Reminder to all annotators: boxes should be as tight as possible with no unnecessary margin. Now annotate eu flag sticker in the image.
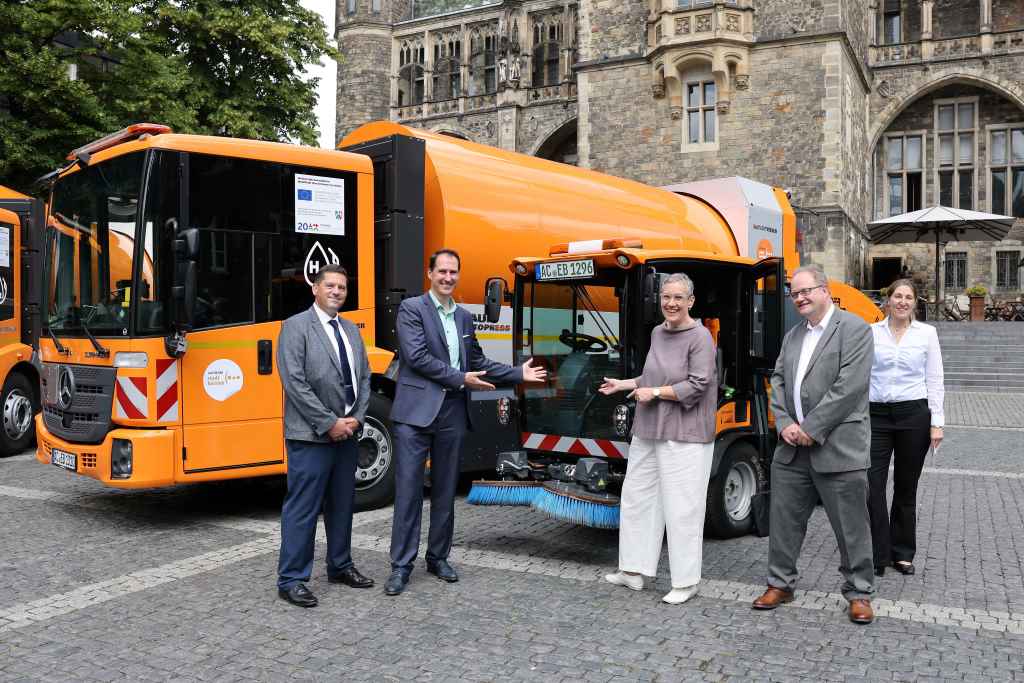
[297,189,313,201]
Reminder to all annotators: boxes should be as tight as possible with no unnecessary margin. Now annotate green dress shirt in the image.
[429,290,461,369]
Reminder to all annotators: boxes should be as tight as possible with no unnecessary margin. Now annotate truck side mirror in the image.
[175,228,200,261]
[172,261,196,331]
[484,277,507,323]
[642,269,661,324]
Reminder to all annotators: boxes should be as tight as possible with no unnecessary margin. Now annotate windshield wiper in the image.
[47,326,71,356]
[79,318,110,358]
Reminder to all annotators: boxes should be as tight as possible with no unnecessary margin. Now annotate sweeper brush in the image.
[467,480,541,506]
[531,481,620,529]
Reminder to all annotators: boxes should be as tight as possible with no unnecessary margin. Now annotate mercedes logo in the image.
[57,367,75,410]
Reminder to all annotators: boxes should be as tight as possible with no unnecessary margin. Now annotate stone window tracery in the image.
[532,13,564,87]
[987,123,1024,217]
[468,26,498,96]
[885,133,925,215]
[935,97,978,210]
[432,34,462,100]
[398,40,426,106]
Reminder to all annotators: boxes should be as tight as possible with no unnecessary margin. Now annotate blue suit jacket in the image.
[390,293,523,429]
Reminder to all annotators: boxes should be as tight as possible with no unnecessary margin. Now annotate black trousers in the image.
[867,399,931,567]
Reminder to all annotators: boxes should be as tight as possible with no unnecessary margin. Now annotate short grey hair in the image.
[663,272,694,298]
[792,264,828,287]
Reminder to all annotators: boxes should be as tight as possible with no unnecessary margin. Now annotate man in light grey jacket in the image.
[752,264,876,624]
[276,264,373,608]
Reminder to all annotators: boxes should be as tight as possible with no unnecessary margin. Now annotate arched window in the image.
[397,41,426,106]
[432,36,462,100]
[469,30,498,95]
[532,20,561,87]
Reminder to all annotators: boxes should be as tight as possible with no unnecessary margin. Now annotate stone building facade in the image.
[336,0,1024,304]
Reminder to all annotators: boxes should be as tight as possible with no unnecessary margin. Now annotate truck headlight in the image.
[613,404,631,437]
[496,397,511,426]
[111,439,133,479]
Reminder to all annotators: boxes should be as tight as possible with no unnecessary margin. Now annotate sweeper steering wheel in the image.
[558,329,607,353]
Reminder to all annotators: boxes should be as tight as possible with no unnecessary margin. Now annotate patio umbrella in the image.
[868,206,1014,317]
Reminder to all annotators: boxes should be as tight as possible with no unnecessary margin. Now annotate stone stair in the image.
[929,321,1024,393]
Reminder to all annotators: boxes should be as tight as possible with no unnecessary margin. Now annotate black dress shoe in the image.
[874,566,886,577]
[892,561,916,575]
[384,569,409,596]
[426,559,459,583]
[328,566,374,588]
[278,583,318,608]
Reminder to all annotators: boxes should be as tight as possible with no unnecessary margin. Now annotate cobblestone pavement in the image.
[1,391,1022,681]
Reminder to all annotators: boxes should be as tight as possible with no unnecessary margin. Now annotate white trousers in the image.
[618,437,715,588]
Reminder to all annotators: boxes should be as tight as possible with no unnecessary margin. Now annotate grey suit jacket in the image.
[391,293,523,429]
[769,307,873,473]
[277,306,371,442]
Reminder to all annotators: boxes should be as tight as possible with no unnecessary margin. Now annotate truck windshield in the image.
[519,277,624,442]
[45,152,146,336]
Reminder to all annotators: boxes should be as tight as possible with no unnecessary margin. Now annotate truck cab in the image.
[488,239,786,537]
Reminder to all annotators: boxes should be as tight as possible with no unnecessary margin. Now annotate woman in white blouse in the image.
[868,279,944,577]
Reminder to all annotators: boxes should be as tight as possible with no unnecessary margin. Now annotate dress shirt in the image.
[428,289,461,369]
[793,304,835,424]
[869,319,945,427]
[312,303,357,414]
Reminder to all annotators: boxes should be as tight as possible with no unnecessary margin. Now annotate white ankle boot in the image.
[604,571,644,591]
[662,585,699,604]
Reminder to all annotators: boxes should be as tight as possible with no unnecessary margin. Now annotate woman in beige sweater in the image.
[598,273,718,604]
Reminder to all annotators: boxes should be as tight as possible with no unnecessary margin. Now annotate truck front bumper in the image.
[35,415,176,488]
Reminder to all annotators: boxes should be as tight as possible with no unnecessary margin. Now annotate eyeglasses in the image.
[788,284,826,300]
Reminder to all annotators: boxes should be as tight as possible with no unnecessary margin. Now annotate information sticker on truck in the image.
[536,259,595,281]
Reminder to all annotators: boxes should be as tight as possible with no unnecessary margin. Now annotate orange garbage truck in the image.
[33,121,878,515]
[0,186,44,455]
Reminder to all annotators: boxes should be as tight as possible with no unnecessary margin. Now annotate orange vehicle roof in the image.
[0,185,30,200]
[59,133,373,181]
[341,122,740,297]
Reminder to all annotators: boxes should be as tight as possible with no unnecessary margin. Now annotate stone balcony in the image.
[870,29,1024,67]
[647,0,752,52]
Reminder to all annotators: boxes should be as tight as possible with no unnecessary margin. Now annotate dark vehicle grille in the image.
[41,363,116,444]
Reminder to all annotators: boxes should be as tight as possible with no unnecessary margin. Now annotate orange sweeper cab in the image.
[0,186,44,455]
[477,178,882,535]
[45,123,866,507]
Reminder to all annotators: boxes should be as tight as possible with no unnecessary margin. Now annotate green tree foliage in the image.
[0,0,339,191]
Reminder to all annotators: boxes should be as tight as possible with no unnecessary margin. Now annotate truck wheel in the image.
[705,442,759,539]
[0,373,36,456]
[354,393,396,511]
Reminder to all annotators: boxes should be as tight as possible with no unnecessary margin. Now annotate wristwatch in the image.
[652,387,662,399]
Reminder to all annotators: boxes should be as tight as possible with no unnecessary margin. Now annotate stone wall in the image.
[933,0,980,39]
[902,0,922,43]
[993,0,1024,32]
[841,0,871,66]
[336,30,393,141]
[577,0,645,61]
[755,0,839,42]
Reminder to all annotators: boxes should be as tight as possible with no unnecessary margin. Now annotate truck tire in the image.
[705,442,760,539]
[0,372,37,456]
[354,393,396,511]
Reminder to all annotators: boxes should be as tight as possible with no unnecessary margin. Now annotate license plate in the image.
[51,448,77,472]
[535,259,595,281]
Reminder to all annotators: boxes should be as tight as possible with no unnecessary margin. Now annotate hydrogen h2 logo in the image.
[304,241,341,285]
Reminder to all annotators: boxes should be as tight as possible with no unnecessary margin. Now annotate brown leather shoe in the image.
[848,599,874,624]
[752,587,794,610]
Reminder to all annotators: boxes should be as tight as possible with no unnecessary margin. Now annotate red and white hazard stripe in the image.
[115,377,148,420]
[155,359,178,422]
[521,432,629,459]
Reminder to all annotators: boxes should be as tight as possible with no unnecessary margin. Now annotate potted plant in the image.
[966,284,987,321]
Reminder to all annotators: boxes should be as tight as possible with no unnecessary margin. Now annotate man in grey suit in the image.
[385,248,546,595]
[752,264,876,624]
[276,264,374,608]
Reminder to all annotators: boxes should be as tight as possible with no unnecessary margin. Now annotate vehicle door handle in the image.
[258,340,272,375]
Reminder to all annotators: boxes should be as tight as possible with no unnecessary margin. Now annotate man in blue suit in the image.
[385,248,546,595]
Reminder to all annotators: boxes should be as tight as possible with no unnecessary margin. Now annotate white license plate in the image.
[51,448,77,471]
[535,259,595,281]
